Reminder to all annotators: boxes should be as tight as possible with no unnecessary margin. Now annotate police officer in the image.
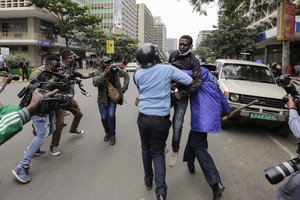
[134,43,193,200]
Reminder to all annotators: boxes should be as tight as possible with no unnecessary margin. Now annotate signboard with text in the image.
[284,1,296,41]
[106,40,115,54]
[277,1,296,41]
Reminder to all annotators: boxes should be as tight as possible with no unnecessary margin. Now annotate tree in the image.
[186,0,269,16]
[201,15,259,59]
[111,34,139,64]
[79,27,107,56]
[29,0,102,48]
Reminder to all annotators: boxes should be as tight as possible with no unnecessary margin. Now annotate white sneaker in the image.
[50,146,61,156]
[169,152,178,168]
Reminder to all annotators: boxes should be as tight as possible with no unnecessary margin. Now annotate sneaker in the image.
[70,129,84,135]
[12,166,31,183]
[109,135,116,145]
[157,195,166,200]
[212,183,225,200]
[104,135,110,142]
[168,152,178,168]
[34,149,46,156]
[50,146,61,156]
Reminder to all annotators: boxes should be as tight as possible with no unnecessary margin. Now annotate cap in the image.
[101,56,112,63]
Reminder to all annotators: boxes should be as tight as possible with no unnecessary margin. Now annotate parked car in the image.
[126,62,139,72]
[214,59,290,136]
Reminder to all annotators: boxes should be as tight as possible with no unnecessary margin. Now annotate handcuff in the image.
[171,88,178,93]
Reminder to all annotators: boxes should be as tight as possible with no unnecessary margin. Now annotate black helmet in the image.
[136,43,163,68]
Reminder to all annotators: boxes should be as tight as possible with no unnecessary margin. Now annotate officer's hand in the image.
[287,94,296,109]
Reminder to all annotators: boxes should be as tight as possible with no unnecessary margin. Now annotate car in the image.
[126,62,139,72]
[214,59,290,136]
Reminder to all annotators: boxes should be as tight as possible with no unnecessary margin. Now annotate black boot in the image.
[212,183,225,200]
[187,161,195,174]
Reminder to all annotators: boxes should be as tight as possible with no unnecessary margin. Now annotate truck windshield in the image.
[221,64,276,84]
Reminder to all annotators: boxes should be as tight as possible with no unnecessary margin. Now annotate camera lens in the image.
[264,157,300,185]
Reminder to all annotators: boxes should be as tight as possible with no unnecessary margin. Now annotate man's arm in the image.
[287,94,300,139]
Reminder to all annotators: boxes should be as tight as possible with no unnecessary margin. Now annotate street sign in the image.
[106,40,115,54]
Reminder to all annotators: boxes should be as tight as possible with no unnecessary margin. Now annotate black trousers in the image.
[183,130,221,186]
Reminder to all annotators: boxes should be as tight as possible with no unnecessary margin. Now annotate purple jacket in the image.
[184,67,231,133]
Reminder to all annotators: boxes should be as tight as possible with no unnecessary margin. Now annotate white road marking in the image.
[265,133,296,158]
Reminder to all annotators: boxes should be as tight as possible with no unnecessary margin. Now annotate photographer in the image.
[92,56,129,145]
[60,49,94,136]
[275,94,300,200]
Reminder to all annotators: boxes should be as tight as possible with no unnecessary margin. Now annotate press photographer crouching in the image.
[265,93,300,200]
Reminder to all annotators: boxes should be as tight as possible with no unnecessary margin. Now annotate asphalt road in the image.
[0,70,298,200]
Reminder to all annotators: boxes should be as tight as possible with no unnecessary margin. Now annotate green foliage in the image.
[110,34,139,63]
[29,0,102,48]
[5,52,31,68]
[199,15,258,59]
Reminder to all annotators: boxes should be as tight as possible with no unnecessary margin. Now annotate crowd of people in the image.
[1,34,299,200]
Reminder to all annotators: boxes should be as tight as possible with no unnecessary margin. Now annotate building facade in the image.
[137,3,154,45]
[247,0,300,73]
[195,30,213,46]
[153,16,167,52]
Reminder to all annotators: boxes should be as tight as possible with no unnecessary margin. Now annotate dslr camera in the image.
[265,155,300,185]
[276,74,291,87]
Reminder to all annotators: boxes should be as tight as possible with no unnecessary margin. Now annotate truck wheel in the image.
[276,125,291,137]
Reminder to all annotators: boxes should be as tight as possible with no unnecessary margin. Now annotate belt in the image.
[139,112,170,119]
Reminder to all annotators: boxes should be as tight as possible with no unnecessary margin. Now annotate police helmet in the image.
[136,43,163,68]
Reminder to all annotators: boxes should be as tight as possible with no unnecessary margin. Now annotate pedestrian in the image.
[182,66,231,200]
[134,43,193,200]
[18,58,29,81]
[167,35,202,168]
[92,56,129,145]
[12,56,61,183]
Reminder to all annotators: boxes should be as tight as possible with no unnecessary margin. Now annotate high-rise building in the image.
[121,0,137,38]
[137,3,154,45]
[153,16,166,52]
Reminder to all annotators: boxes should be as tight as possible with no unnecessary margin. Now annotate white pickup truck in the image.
[214,59,290,136]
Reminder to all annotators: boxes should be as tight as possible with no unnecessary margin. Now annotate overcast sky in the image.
[136,0,219,46]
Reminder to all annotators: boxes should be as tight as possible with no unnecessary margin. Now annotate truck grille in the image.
[240,95,284,109]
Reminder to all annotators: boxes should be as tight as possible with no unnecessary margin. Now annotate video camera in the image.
[265,144,300,185]
[17,70,74,113]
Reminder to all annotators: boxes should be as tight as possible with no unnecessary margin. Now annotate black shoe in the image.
[145,180,152,190]
[157,195,166,200]
[109,135,116,145]
[187,161,195,174]
[212,183,225,200]
[104,135,110,142]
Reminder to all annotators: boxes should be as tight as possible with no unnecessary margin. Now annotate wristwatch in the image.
[171,88,178,93]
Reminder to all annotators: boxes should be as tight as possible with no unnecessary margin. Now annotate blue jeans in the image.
[19,112,56,168]
[183,130,221,186]
[171,98,188,152]
[137,112,171,198]
[98,100,117,136]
